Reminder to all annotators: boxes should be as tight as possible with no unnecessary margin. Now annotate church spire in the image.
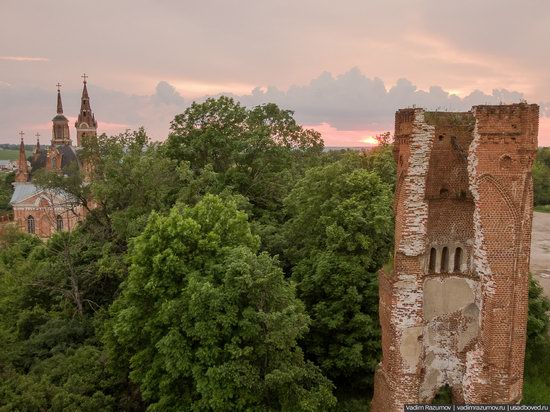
[52,83,71,145]
[56,83,63,114]
[15,131,29,183]
[75,73,98,147]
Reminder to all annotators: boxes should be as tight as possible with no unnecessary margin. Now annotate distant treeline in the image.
[0,143,35,151]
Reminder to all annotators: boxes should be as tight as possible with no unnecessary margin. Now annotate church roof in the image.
[9,182,76,206]
[58,145,79,168]
[52,114,69,122]
[31,145,80,172]
[9,182,40,204]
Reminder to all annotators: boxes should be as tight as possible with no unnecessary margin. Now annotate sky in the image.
[1,0,549,146]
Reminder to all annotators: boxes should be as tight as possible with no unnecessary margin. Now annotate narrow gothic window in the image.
[429,248,436,272]
[454,247,463,272]
[56,215,64,231]
[27,215,35,234]
[441,247,449,272]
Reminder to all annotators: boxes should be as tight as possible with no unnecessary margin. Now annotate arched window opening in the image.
[27,215,35,234]
[439,188,449,198]
[454,247,463,272]
[438,135,444,141]
[441,247,449,272]
[429,248,437,272]
[56,215,64,231]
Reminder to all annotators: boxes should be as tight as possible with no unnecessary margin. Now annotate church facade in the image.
[10,77,98,239]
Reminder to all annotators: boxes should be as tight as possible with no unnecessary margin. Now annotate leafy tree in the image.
[522,276,550,403]
[107,195,335,411]
[0,222,143,411]
[165,97,324,256]
[533,147,550,206]
[0,172,15,213]
[526,275,550,354]
[284,156,394,396]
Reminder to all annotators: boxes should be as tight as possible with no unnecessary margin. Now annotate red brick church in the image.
[10,76,98,238]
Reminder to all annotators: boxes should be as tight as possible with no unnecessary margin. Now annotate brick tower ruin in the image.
[371,103,538,410]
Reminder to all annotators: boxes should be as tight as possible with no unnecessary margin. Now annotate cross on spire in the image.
[56,82,62,92]
[35,132,40,139]
[19,130,25,141]
[81,73,88,83]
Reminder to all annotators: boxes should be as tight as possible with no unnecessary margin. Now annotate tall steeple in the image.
[51,83,71,146]
[75,73,98,147]
[57,84,63,114]
[15,131,29,183]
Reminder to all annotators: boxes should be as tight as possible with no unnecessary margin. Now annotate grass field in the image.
[0,149,31,161]
[534,205,550,213]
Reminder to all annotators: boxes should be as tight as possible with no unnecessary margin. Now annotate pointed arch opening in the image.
[26,215,35,234]
[440,247,449,272]
[429,248,437,272]
[454,247,463,272]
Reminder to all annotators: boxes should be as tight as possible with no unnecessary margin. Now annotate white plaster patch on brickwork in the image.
[400,326,423,372]
[420,325,463,401]
[398,110,434,256]
[393,273,424,377]
[467,116,495,296]
[419,276,482,402]
[393,274,423,329]
[423,277,476,321]
[463,344,486,403]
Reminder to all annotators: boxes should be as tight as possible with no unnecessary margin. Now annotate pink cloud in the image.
[0,56,49,62]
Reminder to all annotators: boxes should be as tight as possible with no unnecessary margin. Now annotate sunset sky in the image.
[1,0,549,146]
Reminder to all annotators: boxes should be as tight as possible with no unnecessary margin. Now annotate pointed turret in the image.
[56,86,63,114]
[32,133,41,162]
[75,73,98,147]
[52,83,71,146]
[15,132,29,182]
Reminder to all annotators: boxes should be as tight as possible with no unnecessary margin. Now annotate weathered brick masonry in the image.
[371,104,538,410]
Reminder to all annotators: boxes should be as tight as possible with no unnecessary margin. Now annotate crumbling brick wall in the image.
[371,104,538,411]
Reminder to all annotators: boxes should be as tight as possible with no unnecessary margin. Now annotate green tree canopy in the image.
[533,147,550,206]
[165,97,323,214]
[284,156,394,395]
[107,195,335,411]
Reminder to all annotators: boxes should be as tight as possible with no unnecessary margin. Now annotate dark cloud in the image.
[152,81,185,106]
[228,69,529,130]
